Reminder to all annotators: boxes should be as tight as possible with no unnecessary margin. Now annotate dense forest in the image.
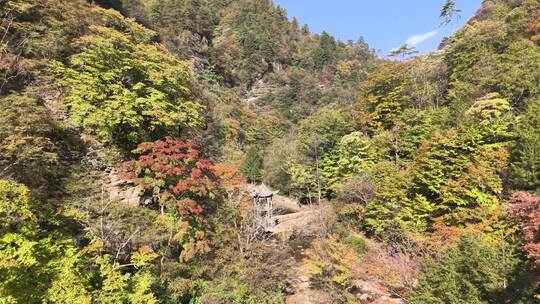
[0,0,539,303]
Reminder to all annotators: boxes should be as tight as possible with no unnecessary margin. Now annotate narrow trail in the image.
[285,262,327,304]
[272,198,331,304]
[270,194,321,234]
[249,186,407,303]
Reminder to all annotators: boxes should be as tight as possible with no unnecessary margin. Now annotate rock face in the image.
[77,135,143,206]
[107,169,142,206]
[244,79,278,103]
[355,280,404,304]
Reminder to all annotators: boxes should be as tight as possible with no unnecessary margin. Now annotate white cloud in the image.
[405,30,438,46]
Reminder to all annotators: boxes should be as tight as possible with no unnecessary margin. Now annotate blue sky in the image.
[273,0,482,57]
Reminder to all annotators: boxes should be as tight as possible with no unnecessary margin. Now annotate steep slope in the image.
[1,0,539,303]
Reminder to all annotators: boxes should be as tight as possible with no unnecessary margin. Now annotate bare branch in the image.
[114,226,140,263]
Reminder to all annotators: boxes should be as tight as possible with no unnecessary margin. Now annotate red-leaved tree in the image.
[509,192,540,271]
[121,137,217,261]
[122,136,216,221]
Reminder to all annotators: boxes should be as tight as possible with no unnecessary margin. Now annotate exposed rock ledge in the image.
[106,169,142,207]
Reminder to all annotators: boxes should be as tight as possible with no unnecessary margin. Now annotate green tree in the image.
[296,107,354,201]
[511,97,540,193]
[440,0,462,26]
[0,180,33,236]
[408,234,532,304]
[245,114,284,145]
[0,179,159,303]
[0,94,60,190]
[397,194,436,233]
[192,278,284,304]
[358,62,412,131]
[465,93,511,122]
[287,163,317,199]
[438,147,508,226]
[213,0,289,84]
[287,161,317,199]
[363,161,411,234]
[314,31,337,69]
[297,106,354,158]
[53,25,203,146]
[487,39,540,107]
[409,116,512,228]
[242,146,264,183]
[263,136,295,193]
[305,236,358,290]
[45,244,159,304]
[388,44,418,59]
[0,180,79,303]
[320,131,375,195]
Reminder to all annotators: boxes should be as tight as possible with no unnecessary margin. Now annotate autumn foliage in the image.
[122,136,215,219]
[212,162,244,193]
[509,192,540,271]
[528,9,540,43]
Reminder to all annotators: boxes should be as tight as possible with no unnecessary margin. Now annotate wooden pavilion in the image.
[251,183,279,231]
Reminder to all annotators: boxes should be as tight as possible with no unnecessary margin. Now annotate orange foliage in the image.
[212,162,244,193]
[212,162,253,210]
[528,9,540,43]
[422,217,463,249]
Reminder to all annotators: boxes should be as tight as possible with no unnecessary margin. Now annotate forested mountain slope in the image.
[0,0,539,303]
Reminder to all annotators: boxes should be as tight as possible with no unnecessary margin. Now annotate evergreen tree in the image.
[408,234,532,304]
[314,31,337,69]
[241,146,264,183]
[511,98,540,193]
[440,0,461,26]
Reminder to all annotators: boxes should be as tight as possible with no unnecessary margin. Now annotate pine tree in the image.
[511,98,540,193]
[241,146,264,183]
[408,234,525,304]
[440,0,461,26]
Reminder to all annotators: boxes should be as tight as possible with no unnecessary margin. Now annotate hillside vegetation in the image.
[0,0,539,303]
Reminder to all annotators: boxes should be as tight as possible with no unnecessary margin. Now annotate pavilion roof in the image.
[251,183,279,198]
